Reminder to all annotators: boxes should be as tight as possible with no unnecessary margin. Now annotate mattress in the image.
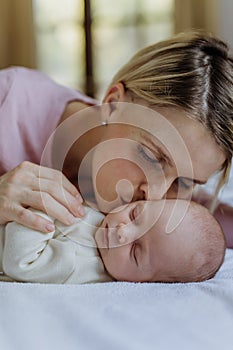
[0,248,233,350]
[1,169,233,350]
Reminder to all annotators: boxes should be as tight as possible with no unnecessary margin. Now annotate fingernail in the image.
[76,194,83,203]
[77,205,85,216]
[66,214,75,225]
[45,223,55,232]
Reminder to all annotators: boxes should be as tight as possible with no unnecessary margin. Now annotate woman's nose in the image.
[139,178,175,200]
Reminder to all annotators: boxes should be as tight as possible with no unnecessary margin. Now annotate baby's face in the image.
[95,199,197,282]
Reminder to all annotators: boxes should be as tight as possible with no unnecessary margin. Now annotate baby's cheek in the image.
[103,249,125,280]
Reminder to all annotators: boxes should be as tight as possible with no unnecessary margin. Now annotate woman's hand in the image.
[0,161,84,232]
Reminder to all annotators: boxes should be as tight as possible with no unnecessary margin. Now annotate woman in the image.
[0,31,232,242]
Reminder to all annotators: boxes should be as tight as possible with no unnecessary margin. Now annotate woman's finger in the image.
[0,161,86,232]
[36,164,80,196]
[0,198,55,233]
[15,206,56,233]
[22,191,78,226]
[12,161,79,197]
[28,177,84,217]
[11,162,85,217]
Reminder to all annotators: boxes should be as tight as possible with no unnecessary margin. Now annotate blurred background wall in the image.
[0,0,36,69]
[0,0,232,99]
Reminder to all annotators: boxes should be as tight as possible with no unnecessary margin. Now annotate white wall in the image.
[216,0,233,52]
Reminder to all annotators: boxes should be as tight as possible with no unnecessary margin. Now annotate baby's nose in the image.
[117,224,127,245]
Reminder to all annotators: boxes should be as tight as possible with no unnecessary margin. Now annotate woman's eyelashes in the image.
[138,144,194,190]
[176,177,194,191]
[137,144,164,169]
[137,144,194,195]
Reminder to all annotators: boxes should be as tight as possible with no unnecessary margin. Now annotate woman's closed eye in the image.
[176,177,194,191]
[138,144,164,169]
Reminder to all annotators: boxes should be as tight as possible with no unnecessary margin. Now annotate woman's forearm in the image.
[213,202,233,248]
[193,188,233,248]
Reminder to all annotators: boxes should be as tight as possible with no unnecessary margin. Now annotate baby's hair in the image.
[171,201,226,283]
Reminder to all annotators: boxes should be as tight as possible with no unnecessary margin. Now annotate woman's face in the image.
[92,96,226,213]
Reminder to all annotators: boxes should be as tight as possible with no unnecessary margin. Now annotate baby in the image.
[0,199,226,284]
[95,200,226,283]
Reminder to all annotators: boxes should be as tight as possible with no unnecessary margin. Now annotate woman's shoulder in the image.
[0,66,59,105]
[0,66,51,86]
[0,66,19,107]
[0,66,99,108]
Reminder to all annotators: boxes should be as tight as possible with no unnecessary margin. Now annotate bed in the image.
[0,249,233,350]
[1,172,233,350]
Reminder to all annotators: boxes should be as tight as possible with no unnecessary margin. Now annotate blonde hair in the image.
[109,31,233,192]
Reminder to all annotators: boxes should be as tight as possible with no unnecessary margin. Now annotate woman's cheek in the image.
[95,162,120,201]
[95,159,142,198]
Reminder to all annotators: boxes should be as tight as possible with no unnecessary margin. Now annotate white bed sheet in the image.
[1,248,233,350]
[1,168,233,350]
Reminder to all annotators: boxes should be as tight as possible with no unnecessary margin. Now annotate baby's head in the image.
[95,199,226,283]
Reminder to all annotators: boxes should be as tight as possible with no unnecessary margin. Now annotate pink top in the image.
[0,67,97,175]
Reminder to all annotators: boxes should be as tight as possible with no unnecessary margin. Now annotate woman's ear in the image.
[103,83,125,104]
[101,83,126,122]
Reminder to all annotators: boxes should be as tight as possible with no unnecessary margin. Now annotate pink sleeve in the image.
[0,67,96,175]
